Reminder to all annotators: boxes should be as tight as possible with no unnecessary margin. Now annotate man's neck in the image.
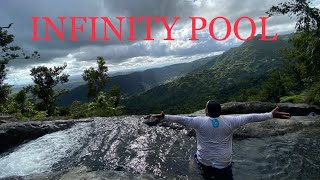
[210,117,218,119]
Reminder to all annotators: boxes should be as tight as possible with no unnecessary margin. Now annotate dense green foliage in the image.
[124,0,320,115]
[0,27,39,113]
[28,64,69,116]
[124,35,290,114]
[67,57,123,118]
[69,92,123,118]
[6,89,47,120]
[267,0,320,104]
[83,57,110,99]
[2,57,123,120]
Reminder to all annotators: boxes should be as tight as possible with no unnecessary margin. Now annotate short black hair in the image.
[207,100,221,118]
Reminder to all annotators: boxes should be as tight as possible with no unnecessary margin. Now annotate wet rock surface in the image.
[0,116,18,124]
[1,115,320,180]
[4,167,165,180]
[0,119,93,154]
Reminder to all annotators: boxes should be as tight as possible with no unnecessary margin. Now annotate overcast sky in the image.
[1,0,319,85]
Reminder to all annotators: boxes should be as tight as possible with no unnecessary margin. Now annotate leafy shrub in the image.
[280,94,306,103]
[306,82,320,105]
[70,101,88,118]
[6,90,48,120]
[70,92,123,118]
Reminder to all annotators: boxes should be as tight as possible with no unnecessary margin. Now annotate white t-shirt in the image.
[164,112,273,169]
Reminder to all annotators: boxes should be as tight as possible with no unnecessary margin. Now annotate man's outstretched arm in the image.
[229,107,291,129]
[147,111,202,129]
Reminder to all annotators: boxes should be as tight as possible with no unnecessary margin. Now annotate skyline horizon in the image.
[2,0,317,86]
[6,31,295,86]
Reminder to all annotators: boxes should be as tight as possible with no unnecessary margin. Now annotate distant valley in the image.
[57,57,214,106]
[124,34,291,114]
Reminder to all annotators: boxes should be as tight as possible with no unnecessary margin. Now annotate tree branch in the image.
[0,23,14,29]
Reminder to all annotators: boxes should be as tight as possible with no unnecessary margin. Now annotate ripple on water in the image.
[0,123,93,178]
[233,130,320,179]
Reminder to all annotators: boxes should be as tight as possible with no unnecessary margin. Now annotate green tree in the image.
[87,92,123,117]
[76,57,123,117]
[28,64,69,116]
[259,70,288,102]
[267,0,320,104]
[267,0,319,31]
[69,92,123,118]
[0,26,39,112]
[267,0,320,81]
[7,89,47,120]
[108,85,121,107]
[70,100,88,118]
[14,89,27,106]
[83,57,110,99]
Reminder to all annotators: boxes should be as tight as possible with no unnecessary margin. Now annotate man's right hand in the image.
[144,111,165,119]
[272,107,291,119]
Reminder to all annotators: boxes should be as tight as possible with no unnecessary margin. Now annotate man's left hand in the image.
[272,107,291,119]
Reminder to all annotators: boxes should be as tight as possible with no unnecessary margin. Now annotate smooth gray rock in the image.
[0,115,18,124]
[6,167,168,180]
[143,116,161,126]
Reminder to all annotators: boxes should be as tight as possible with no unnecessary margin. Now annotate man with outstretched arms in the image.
[149,100,290,180]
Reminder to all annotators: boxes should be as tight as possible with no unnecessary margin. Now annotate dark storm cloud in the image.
[0,0,194,64]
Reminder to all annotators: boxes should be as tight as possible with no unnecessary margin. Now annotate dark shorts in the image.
[194,154,233,180]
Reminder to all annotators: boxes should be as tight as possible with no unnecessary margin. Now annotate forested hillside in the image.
[124,34,291,114]
[58,57,214,106]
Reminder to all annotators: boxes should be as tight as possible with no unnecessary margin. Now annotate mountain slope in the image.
[124,34,291,114]
[58,57,215,106]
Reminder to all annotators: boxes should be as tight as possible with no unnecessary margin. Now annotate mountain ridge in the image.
[58,56,215,106]
[123,34,291,114]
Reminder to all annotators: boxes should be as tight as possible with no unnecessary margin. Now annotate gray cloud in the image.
[1,0,299,85]
[1,0,194,62]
